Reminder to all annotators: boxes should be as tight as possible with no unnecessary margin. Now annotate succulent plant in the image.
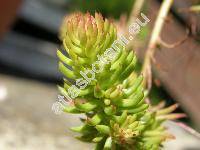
[57,12,185,150]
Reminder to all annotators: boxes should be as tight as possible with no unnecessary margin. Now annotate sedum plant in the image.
[57,12,184,150]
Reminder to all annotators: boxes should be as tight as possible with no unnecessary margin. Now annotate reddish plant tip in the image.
[65,12,106,36]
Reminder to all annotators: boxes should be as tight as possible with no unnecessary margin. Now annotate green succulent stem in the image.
[57,12,183,150]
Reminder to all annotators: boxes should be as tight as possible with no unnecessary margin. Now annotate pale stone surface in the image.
[0,74,92,150]
[164,121,200,150]
[0,74,199,150]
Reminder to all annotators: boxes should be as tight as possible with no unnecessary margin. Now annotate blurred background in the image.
[0,0,200,149]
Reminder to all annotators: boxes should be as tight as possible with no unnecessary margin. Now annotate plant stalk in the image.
[142,0,174,90]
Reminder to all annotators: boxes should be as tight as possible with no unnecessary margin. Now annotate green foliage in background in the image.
[71,0,135,19]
